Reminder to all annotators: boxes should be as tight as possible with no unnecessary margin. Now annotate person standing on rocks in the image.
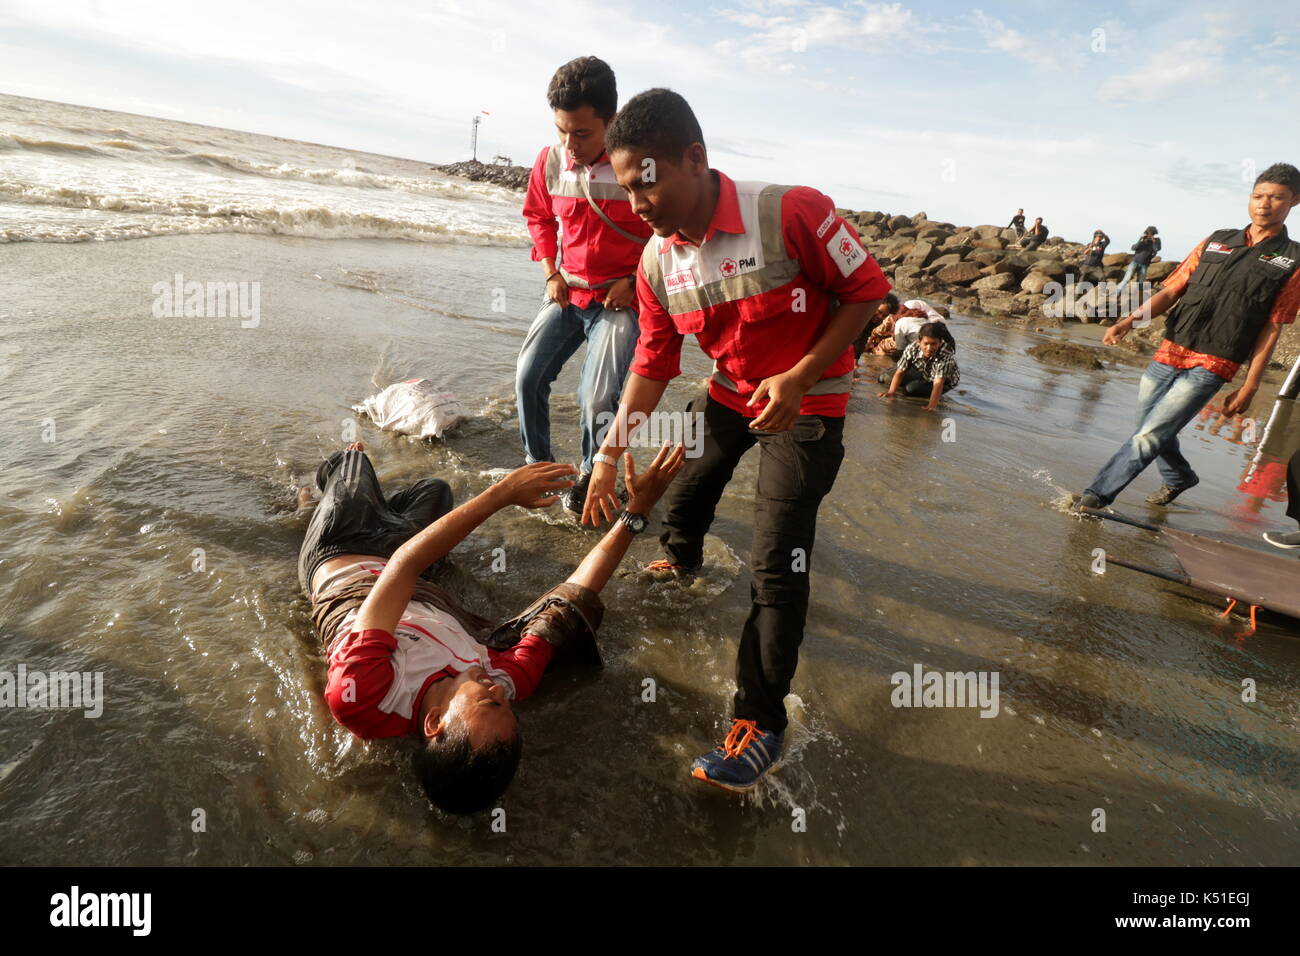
[518,56,653,514]
[584,88,889,792]
[1020,217,1048,250]
[1008,208,1026,237]
[1079,230,1110,285]
[1075,163,1300,511]
[1115,226,1161,301]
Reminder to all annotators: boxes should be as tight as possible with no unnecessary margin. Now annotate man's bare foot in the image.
[347,440,365,452]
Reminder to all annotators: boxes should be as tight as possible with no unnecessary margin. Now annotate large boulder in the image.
[858,224,886,242]
[990,258,1028,277]
[969,249,1005,266]
[1029,258,1070,281]
[881,239,915,260]
[971,237,1008,250]
[936,261,985,285]
[972,224,1004,239]
[1027,342,1104,370]
[973,272,1019,292]
[1000,228,1020,242]
[1103,252,1133,267]
[1020,272,1057,294]
[887,214,912,231]
[917,225,951,242]
[892,226,920,238]
[978,289,1023,315]
[911,211,928,224]
[1147,260,1178,282]
[929,252,964,269]
[893,263,922,284]
[904,239,938,267]
[942,230,975,249]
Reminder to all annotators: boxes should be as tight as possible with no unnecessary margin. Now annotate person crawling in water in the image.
[877,322,961,411]
[297,440,684,815]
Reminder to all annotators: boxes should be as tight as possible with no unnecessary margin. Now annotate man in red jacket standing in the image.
[518,56,652,514]
[584,88,890,792]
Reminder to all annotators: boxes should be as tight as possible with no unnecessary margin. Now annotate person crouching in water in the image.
[299,441,684,814]
[878,322,960,411]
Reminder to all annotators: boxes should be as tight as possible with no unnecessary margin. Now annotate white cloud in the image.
[969,9,1086,71]
[1096,35,1224,103]
[714,1,919,70]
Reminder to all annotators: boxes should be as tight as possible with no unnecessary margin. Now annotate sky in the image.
[1,0,1296,257]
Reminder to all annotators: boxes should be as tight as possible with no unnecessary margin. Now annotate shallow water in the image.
[2,230,1298,866]
[2,95,1299,865]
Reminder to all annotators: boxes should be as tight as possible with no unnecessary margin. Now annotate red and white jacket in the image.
[523,145,653,309]
[631,170,891,418]
[319,561,552,739]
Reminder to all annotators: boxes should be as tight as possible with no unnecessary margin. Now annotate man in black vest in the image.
[1076,163,1300,511]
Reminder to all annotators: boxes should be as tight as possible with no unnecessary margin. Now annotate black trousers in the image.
[660,395,845,734]
[297,448,454,592]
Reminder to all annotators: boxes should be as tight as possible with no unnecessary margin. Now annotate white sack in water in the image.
[352,379,467,439]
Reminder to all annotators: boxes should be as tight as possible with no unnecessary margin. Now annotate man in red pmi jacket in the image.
[519,56,653,513]
[583,88,890,792]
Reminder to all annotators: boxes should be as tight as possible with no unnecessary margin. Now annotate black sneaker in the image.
[1145,478,1198,506]
[562,471,591,515]
[1072,492,1102,513]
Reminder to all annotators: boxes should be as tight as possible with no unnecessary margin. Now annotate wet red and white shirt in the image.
[319,561,552,739]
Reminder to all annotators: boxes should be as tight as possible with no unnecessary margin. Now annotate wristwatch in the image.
[619,511,648,535]
[593,452,619,468]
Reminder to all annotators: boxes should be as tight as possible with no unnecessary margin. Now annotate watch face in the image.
[624,513,647,532]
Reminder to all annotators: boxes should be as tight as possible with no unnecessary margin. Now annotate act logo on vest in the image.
[1260,253,1297,270]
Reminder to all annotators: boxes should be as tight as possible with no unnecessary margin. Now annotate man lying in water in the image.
[298,440,684,814]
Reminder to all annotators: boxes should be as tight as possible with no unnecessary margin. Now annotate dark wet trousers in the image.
[659,394,845,735]
[878,367,951,398]
[298,448,454,592]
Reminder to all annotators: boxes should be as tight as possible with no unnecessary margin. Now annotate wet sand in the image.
[1,233,1298,865]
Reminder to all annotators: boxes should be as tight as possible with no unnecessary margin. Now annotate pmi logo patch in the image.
[719,255,757,278]
[1206,241,1234,254]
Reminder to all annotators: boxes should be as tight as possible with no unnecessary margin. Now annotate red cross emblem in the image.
[720,258,738,277]
[840,237,856,256]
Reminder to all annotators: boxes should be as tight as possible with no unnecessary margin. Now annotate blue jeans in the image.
[515,295,639,475]
[1083,361,1225,505]
[1115,259,1148,293]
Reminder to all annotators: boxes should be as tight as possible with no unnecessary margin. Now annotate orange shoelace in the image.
[722,719,763,758]
[645,559,688,572]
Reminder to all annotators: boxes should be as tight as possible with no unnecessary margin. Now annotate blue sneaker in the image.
[690,719,784,792]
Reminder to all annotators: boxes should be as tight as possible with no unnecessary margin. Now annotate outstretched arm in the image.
[568,444,685,593]
[354,462,577,635]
